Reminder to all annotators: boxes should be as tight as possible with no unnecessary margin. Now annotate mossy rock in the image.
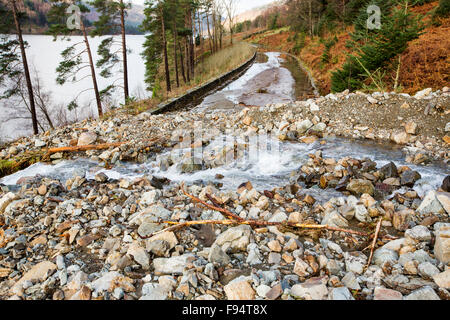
[0,152,45,179]
[0,160,16,177]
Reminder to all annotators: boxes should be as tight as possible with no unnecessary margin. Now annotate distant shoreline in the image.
[8,32,145,36]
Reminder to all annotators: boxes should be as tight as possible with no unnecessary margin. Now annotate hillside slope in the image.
[10,0,145,34]
[247,1,449,95]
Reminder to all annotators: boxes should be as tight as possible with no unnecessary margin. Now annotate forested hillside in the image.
[244,0,449,94]
[0,0,145,34]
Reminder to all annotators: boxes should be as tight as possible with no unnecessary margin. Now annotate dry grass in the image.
[157,41,255,102]
[300,29,352,93]
[125,41,256,114]
[250,29,293,52]
[248,1,448,95]
[246,28,350,93]
[391,16,450,94]
[194,42,255,85]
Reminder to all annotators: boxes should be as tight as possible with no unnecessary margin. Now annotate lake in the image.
[0,34,148,142]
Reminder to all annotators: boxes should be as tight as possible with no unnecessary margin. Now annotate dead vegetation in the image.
[247,2,449,95]
[125,41,256,114]
[395,16,450,94]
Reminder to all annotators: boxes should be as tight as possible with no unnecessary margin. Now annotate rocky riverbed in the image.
[0,87,449,300]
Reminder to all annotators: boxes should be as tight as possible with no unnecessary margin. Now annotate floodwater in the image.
[193,52,299,113]
[1,135,447,202]
[1,49,447,201]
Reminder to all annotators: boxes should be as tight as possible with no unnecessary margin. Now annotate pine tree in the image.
[47,0,104,117]
[160,1,171,92]
[169,0,181,87]
[90,0,131,103]
[0,0,39,134]
[141,0,197,96]
[142,0,172,93]
[331,0,425,92]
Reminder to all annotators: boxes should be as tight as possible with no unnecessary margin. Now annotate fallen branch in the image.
[139,184,399,242]
[206,193,224,209]
[45,142,125,155]
[181,184,244,222]
[139,183,372,239]
[0,138,161,179]
[142,220,389,241]
[366,218,382,269]
[140,220,239,238]
[45,137,160,157]
[182,183,368,234]
[140,219,370,239]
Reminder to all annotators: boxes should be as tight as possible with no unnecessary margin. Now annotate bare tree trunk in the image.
[188,9,194,79]
[183,5,194,80]
[11,0,38,134]
[224,0,236,45]
[199,11,205,63]
[309,0,313,37]
[16,78,45,132]
[38,103,54,129]
[173,21,179,88]
[220,25,223,49]
[185,38,190,82]
[191,8,196,64]
[160,5,171,92]
[206,13,213,53]
[212,12,217,52]
[178,41,186,84]
[34,80,54,129]
[197,10,202,51]
[81,19,103,117]
[230,26,233,45]
[120,0,129,101]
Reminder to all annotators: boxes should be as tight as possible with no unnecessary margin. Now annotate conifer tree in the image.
[0,0,39,134]
[91,0,131,103]
[141,0,198,96]
[160,1,171,92]
[433,0,450,19]
[47,0,104,117]
[141,0,164,95]
[331,0,424,92]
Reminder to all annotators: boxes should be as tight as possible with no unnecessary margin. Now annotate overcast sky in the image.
[129,0,275,14]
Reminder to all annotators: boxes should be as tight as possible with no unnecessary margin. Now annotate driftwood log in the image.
[0,138,160,179]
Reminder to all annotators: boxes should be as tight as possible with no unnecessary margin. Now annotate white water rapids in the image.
[1,135,447,202]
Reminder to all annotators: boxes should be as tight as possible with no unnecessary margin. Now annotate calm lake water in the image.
[0,34,148,142]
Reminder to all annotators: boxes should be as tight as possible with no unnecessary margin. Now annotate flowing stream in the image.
[1,52,448,200]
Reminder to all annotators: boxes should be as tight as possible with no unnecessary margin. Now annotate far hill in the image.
[235,0,285,24]
[18,0,145,35]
